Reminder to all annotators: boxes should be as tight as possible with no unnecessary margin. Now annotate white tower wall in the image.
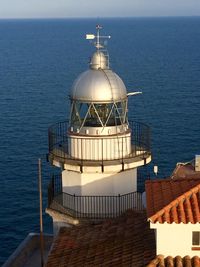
[61,168,138,216]
[68,132,131,160]
[62,168,137,196]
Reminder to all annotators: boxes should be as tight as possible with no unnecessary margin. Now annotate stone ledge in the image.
[46,208,80,226]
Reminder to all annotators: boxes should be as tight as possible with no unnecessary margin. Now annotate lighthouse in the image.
[47,26,151,232]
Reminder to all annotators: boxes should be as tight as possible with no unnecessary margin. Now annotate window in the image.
[192,232,200,246]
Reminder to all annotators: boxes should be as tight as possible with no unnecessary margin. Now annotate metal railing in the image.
[47,174,62,207]
[48,120,151,167]
[48,175,144,220]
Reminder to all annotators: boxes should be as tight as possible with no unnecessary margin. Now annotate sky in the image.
[0,0,200,19]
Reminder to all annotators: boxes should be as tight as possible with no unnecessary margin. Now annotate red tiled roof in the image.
[45,211,156,267]
[145,178,200,223]
[146,255,200,267]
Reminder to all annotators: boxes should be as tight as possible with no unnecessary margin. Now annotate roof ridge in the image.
[146,178,200,187]
[149,183,200,223]
[146,255,200,267]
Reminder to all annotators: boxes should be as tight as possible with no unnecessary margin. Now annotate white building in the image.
[46,25,151,232]
[146,162,200,258]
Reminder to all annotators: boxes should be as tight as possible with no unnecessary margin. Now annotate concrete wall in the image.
[151,222,200,257]
[3,233,53,267]
[62,168,137,196]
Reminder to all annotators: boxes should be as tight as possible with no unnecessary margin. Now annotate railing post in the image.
[101,138,104,172]
[122,136,124,171]
[48,184,51,208]
[134,122,136,157]
[148,126,151,153]
[52,175,55,199]
[48,130,51,154]
[80,138,83,173]
[118,194,121,216]
[38,158,44,267]
[60,175,62,193]
[73,194,76,217]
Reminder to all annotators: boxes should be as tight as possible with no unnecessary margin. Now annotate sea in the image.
[0,17,200,265]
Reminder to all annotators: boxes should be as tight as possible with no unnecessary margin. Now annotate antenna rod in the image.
[97,26,99,50]
[38,158,44,267]
[96,24,102,51]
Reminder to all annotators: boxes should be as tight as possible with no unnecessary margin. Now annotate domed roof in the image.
[70,69,127,103]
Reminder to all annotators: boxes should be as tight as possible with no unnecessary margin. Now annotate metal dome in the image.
[70,69,127,103]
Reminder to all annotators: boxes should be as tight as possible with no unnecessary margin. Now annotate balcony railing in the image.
[48,175,144,220]
[48,120,151,169]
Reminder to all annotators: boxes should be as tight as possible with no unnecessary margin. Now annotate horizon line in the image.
[0,15,200,20]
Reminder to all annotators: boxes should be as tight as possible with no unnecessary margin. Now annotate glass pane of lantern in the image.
[79,103,89,120]
[115,101,127,124]
[94,104,111,125]
[106,104,117,126]
[84,104,102,127]
[71,102,81,127]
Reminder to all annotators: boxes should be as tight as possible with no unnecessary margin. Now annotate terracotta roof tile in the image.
[146,255,200,267]
[45,211,156,267]
[145,178,200,224]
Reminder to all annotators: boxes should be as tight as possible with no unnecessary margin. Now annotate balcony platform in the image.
[49,148,151,172]
[47,175,145,224]
[48,120,151,172]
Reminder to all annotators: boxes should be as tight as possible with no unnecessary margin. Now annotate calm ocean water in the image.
[0,17,200,264]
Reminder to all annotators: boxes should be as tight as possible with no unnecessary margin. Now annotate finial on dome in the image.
[86,25,111,69]
[86,25,111,51]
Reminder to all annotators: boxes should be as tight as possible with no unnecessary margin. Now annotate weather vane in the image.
[86,25,111,50]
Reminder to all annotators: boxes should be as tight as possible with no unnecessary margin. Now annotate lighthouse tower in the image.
[47,26,151,231]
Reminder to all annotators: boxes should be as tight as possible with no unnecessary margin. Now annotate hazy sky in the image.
[0,0,200,19]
